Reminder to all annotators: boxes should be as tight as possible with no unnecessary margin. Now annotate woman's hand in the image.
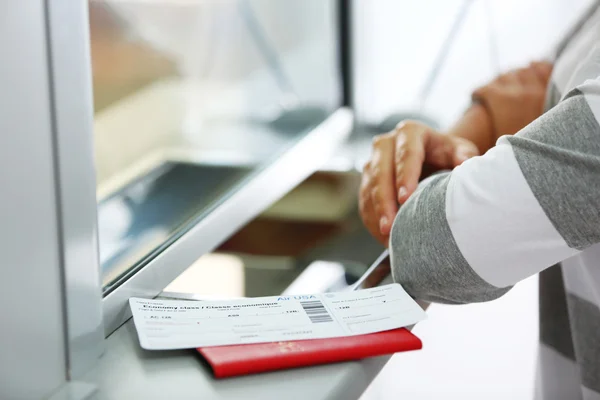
[359,121,478,246]
[473,61,552,139]
[359,61,552,246]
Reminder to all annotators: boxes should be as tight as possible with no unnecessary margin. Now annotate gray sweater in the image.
[390,4,600,400]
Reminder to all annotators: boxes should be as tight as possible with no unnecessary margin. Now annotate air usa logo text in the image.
[277,295,317,301]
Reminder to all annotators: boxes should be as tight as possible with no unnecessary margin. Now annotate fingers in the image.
[451,137,479,166]
[497,61,553,88]
[359,120,480,247]
[516,66,542,87]
[368,133,398,236]
[359,174,389,247]
[359,119,477,246]
[394,122,427,204]
[530,61,553,84]
[472,84,493,105]
[518,61,554,88]
[471,60,553,139]
[497,70,520,85]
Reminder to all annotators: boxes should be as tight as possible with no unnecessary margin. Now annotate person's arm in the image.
[390,81,600,303]
[442,61,553,155]
[360,62,553,246]
[360,111,490,246]
[445,102,495,155]
[412,103,493,185]
[472,61,553,142]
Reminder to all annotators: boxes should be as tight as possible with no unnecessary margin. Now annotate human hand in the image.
[473,61,553,139]
[359,121,478,246]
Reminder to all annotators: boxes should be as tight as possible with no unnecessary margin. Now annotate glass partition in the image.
[89,0,341,293]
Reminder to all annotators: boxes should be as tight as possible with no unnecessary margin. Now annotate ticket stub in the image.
[129,283,426,350]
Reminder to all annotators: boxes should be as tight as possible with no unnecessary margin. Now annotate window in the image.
[89,0,344,298]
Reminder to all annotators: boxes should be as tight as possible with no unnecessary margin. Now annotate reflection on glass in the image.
[164,253,246,298]
[158,251,390,302]
[90,0,341,291]
[98,162,250,286]
[355,253,393,290]
[282,260,348,295]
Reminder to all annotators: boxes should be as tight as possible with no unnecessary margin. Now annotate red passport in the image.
[197,328,422,378]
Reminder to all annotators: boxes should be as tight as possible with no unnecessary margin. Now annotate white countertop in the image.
[85,319,391,400]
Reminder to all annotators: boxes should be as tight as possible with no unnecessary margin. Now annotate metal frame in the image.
[44,0,105,378]
[102,108,353,335]
[40,0,354,342]
[338,0,354,108]
[0,1,103,397]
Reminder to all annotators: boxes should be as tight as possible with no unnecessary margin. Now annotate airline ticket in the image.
[129,283,426,350]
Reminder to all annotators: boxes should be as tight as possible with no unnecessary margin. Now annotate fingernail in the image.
[379,216,389,233]
[398,186,408,200]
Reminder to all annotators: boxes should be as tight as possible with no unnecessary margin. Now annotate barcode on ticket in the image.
[300,300,333,323]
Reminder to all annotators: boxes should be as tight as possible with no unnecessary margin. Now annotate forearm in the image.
[389,173,511,304]
[446,102,495,154]
[445,62,552,155]
[390,89,600,303]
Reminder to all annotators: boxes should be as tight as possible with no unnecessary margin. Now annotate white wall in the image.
[353,0,592,128]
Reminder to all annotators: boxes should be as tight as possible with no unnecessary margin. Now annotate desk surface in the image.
[84,252,408,400]
[84,320,390,400]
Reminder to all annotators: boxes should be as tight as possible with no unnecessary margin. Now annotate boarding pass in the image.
[129,283,427,350]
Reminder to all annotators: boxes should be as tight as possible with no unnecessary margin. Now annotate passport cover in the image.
[197,328,422,378]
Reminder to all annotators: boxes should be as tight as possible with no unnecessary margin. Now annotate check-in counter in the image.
[81,3,419,397]
[85,251,422,400]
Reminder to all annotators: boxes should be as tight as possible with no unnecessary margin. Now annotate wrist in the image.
[466,101,494,140]
[447,102,495,154]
